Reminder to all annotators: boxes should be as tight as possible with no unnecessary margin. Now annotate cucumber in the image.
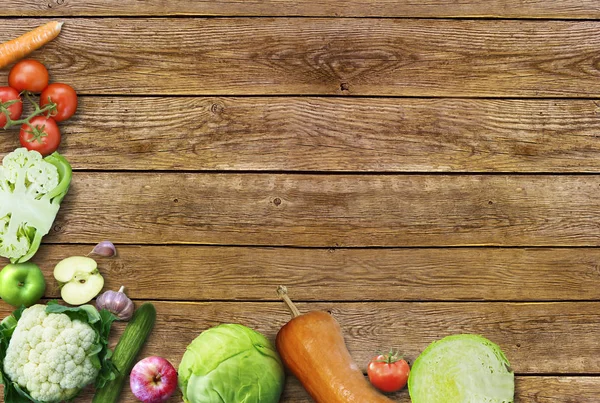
[92,303,157,403]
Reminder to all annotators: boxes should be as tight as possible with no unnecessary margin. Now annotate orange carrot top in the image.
[0,21,63,69]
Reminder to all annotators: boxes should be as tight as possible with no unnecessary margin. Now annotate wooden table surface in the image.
[2,1,600,402]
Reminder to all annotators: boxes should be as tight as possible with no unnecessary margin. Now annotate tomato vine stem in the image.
[1,91,56,130]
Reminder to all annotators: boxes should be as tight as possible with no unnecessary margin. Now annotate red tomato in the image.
[367,352,410,393]
[0,86,23,128]
[20,116,61,156]
[40,83,78,122]
[8,60,49,93]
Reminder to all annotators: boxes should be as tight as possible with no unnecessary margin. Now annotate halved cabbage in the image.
[408,334,514,403]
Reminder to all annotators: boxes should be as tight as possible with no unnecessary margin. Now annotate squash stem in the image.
[277,285,301,318]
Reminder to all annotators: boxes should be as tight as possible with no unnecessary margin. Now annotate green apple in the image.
[0,262,46,307]
[54,256,104,306]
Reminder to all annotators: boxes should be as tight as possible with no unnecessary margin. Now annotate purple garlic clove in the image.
[96,286,134,321]
[89,241,117,258]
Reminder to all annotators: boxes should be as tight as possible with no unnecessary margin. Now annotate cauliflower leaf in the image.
[0,148,72,263]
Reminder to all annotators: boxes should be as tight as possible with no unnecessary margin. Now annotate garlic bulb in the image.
[96,286,134,321]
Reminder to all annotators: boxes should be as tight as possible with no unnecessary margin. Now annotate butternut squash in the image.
[275,286,395,403]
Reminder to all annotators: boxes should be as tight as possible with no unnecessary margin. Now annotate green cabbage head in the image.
[408,334,514,403]
[178,324,285,403]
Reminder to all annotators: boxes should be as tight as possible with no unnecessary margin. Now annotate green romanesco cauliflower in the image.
[0,303,117,403]
[0,148,72,263]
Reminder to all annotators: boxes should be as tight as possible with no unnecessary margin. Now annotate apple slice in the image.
[54,256,104,306]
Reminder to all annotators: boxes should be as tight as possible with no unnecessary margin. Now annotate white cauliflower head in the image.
[3,305,101,402]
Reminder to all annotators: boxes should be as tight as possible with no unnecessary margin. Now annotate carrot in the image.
[0,21,63,69]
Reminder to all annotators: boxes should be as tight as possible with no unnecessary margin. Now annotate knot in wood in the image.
[211,103,224,114]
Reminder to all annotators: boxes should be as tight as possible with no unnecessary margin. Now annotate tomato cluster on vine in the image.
[0,59,77,156]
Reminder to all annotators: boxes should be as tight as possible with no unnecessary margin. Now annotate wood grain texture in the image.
[279,377,600,403]
[2,0,600,18]
[281,377,600,403]
[64,376,600,402]
[1,301,598,374]
[114,301,600,374]
[0,12,596,402]
[25,245,600,302]
[5,97,600,172]
[2,19,600,96]
[34,376,600,402]
[40,172,600,247]
[514,377,600,402]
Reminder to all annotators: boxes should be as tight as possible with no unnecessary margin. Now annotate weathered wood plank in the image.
[5,97,600,172]
[24,245,600,302]
[513,377,600,402]
[8,375,589,402]
[1,19,600,97]
[284,376,600,403]
[3,0,600,18]
[280,376,600,403]
[283,376,600,403]
[2,301,597,400]
[39,173,600,247]
[1,301,598,374]
[108,301,600,374]
[69,376,600,402]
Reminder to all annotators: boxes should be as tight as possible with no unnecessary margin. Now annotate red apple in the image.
[130,356,177,403]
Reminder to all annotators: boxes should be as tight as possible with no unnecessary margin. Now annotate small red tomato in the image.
[8,60,49,93]
[0,86,23,128]
[40,83,78,122]
[20,116,61,156]
[367,352,410,393]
